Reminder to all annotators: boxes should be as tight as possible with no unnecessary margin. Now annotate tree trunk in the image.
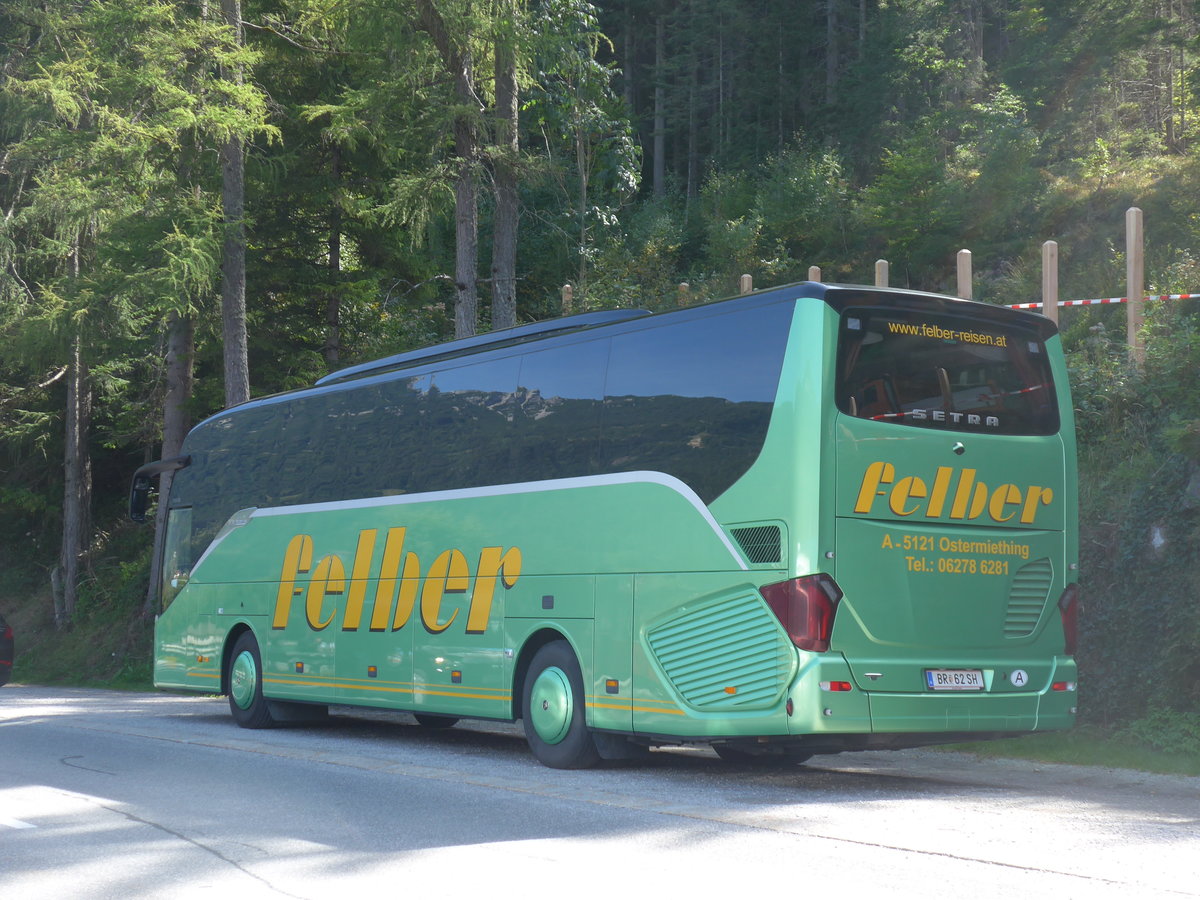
[826,0,839,106]
[143,311,195,618]
[653,15,666,198]
[962,0,984,98]
[622,2,636,113]
[453,113,479,339]
[59,332,92,629]
[220,0,250,406]
[859,0,867,60]
[576,103,590,292]
[415,0,479,339]
[324,146,342,366]
[491,5,519,332]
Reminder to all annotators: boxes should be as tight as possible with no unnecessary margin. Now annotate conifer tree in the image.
[0,0,275,624]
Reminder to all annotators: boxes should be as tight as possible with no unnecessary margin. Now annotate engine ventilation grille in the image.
[645,591,795,710]
[730,525,782,565]
[1004,557,1053,638]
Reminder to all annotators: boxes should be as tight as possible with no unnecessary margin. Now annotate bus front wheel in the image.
[522,641,600,769]
[227,632,277,729]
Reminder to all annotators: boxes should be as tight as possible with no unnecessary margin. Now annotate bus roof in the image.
[316,308,652,386]
[214,282,1056,423]
[318,282,1056,387]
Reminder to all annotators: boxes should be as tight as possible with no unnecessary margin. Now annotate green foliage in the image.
[586,197,688,308]
[1115,710,1200,757]
[5,519,155,689]
[1066,300,1200,726]
[949,725,1200,776]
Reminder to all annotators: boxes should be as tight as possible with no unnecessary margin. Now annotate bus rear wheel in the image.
[522,641,600,769]
[227,632,277,729]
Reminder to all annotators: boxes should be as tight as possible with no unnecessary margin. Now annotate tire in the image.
[414,713,459,729]
[227,631,277,729]
[712,743,813,766]
[521,641,600,769]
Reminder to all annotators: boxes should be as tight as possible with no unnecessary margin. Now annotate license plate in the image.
[925,669,985,691]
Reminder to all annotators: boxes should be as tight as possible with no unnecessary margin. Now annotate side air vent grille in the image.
[1004,557,1053,638]
[645,591,795,710]
[730,525,783,565]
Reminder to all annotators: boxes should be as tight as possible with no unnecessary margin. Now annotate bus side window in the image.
[161,506,193,611]
[600,304,790,502]
[420,358,521,491]
[515,339,609,482]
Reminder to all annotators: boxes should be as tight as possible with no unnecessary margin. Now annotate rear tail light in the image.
[820,681,853,692]
[1057,583,1079,655]
[761,574,843,652]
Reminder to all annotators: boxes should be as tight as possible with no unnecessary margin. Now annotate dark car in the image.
[0,611,12,686]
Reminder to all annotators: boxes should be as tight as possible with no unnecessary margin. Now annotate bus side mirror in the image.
[129,474,153,523]
[129,455,191,523]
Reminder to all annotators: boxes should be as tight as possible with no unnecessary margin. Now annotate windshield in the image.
[836,307,1059,436]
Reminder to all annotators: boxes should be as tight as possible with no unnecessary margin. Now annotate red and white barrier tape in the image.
[1007,293,1200,310]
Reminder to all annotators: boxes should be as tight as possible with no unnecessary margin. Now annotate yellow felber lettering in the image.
[988,484,1023,522]
[1020,485,1054,524]
[306,555,344,631]
[948,469,988,520]
[926,466,954,518]
[273,534,313,629]
[421,549,469,633]
[853,461,1055,526]
[370,527,406,631]
[466,546,522,634]
[854,461,895,513]
[391,553,421,631]
[271,528,525,634]
[341,529,378,631]
[889,475,927,516]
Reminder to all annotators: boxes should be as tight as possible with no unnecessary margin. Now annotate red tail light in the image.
[761,574,843,652]
[1057,583,1079,655]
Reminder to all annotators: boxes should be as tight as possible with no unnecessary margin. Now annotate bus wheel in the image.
[227,632,277,729]
[522,641,600,769]
[414,713,459,729]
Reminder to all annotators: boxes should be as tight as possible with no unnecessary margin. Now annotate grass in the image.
[3,525,156,692]
[947,726,1200,777]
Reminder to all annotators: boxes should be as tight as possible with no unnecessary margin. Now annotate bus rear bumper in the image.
[864,691,1074,733]
[787,655,1078,738]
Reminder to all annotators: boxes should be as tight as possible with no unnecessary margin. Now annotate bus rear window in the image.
[836,308,1059,436]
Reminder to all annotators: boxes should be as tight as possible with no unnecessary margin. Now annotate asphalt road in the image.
[1,684,1197,899]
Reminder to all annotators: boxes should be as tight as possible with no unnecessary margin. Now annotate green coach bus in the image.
[130,281,1079,768]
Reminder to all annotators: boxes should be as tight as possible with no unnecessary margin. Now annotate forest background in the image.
[2,0,1199,763]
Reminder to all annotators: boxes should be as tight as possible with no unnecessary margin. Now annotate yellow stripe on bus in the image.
[264,676,510,704]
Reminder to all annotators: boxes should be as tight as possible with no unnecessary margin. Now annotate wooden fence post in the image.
[561,283,573,315]
[1042,240,1059,325]
[1126,207,1145,362]
[957,249,972,300]
[808,265,821,282]
[875,259,889,287]
[739,274,753,294]
[678,282,690,306]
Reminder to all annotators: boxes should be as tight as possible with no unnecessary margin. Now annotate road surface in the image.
[1,685,1196,899]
